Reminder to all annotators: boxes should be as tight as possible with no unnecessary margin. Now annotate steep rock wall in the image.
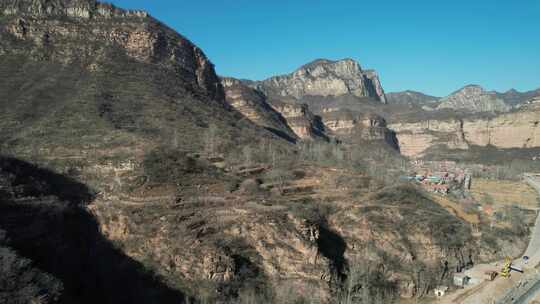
[268,100,327,140]
[253,59,386,103]
[221,77,298,142]
[0,0,224,101]
[389,103,540,158]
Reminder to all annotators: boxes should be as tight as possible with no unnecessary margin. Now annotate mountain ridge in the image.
[247,58,387,103]
[387,85,540,108]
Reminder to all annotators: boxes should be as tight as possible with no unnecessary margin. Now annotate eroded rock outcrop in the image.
[252,58,387,103]
[321,109,399,148]
[267,99,328,140]
[390,103,540,157]
[0,0,224,102]
[437,85,510,113]
[221,77,298,142]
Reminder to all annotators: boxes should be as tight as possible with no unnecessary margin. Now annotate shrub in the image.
[142,148,204,184]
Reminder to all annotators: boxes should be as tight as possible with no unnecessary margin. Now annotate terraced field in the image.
[470,178,539,210]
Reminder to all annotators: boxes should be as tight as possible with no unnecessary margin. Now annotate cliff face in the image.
[267,99,328,140]
[221,77,298,142]
[253,59,387,103]
[389,103,540,158]
[0,0,224,102]
[437,85,510,113]
[320,108,399,148]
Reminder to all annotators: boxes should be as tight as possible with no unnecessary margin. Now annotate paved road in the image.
[493,174,540,304]
[523,174,540,265]
[514,275,540,304]
[446,174,540,304]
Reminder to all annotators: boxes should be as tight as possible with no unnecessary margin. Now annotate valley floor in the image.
[439,174,540,304]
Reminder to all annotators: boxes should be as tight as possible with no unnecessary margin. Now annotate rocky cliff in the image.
[221,77,298,142]
[437,85,510,113]
[0,0,224,102]
[389,103,540,158]
[319,108,399,148]
[252,59,387,103]
[266,98,328,140]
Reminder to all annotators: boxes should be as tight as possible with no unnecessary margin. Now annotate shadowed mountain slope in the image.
[0,156,187,303]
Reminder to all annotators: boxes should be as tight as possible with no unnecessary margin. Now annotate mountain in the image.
[1,2,531,303]
[496,88,540,106]
[0,0,287,160]
[386,90,440,105]
[437,85,510,113]
[386,87,540,108]
[251,58,387,103]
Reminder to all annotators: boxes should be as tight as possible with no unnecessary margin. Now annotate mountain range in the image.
[387,85,540,111]
[1,1,539,303]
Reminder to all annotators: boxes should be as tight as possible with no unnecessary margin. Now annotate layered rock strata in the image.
[390,103,540,157]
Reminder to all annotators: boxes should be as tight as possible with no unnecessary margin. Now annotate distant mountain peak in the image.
[438,84,509,113]
[298,58,361,72]
[385,90,440,105]
[301,58,354,66]
[253,58,386,103]
[458,84,485,92]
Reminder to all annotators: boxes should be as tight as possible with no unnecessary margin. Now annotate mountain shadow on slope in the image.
[0,156,187,304]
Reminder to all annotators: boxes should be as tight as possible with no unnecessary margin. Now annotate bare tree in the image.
[204,124,219,156]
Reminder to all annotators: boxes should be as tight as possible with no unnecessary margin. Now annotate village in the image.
[400,160,472,195]
[399,161,540,302]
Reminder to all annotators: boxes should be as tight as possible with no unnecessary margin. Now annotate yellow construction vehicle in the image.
[499,257,512,278]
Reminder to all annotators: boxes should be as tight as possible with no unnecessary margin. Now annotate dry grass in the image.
[470,178,540,210]
[429,194,480,224]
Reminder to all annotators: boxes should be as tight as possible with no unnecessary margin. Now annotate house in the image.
[453,273,470,287]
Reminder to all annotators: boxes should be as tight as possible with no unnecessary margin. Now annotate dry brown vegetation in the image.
[470,178,539,210]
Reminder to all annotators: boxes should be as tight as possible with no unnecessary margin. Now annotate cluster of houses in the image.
[400,160,472,195]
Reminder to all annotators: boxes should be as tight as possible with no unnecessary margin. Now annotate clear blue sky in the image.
[109,0,539,96]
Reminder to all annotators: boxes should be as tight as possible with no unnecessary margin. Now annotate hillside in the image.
[0,1,535,303]
[0,0,289,166]
[386,90,440,105]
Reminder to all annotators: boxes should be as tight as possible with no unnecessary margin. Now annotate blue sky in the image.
[109,0,539,96]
